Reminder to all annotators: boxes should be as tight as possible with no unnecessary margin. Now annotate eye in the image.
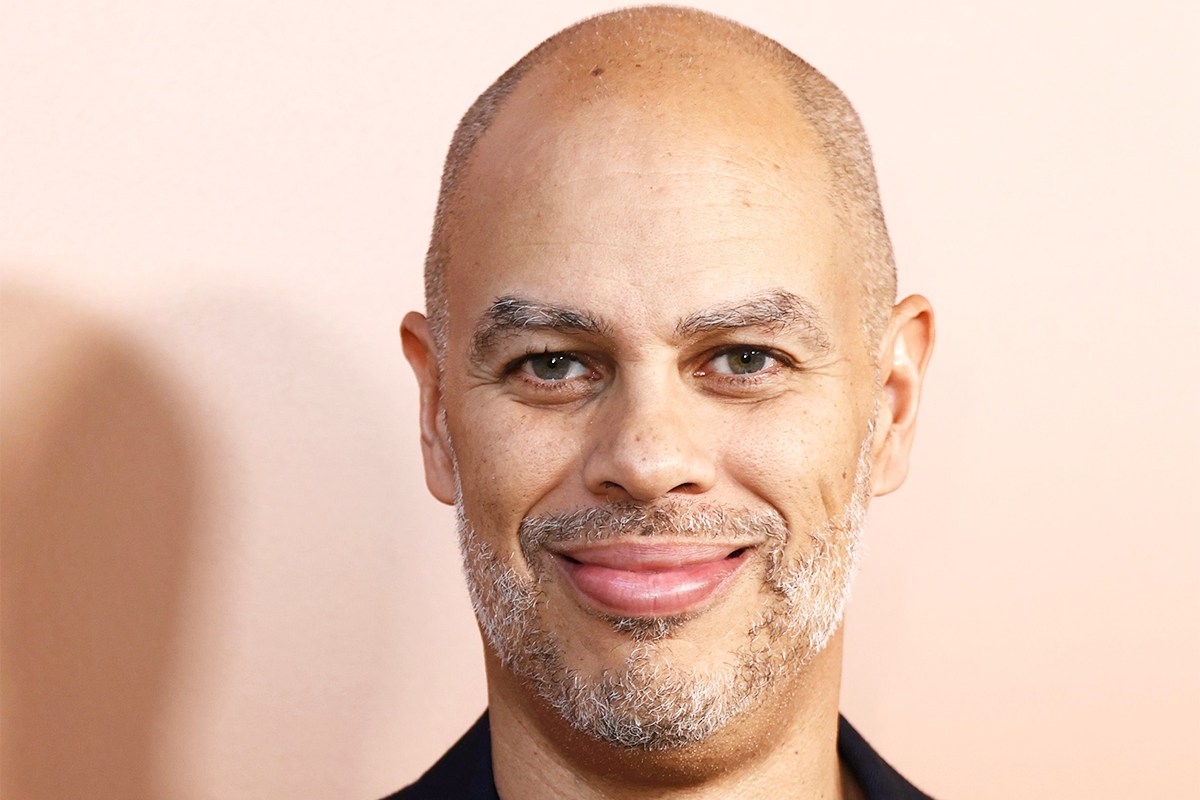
[702,347,781,376]
[517,352,592,382]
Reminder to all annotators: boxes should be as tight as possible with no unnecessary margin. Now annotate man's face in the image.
[418,84,885,748]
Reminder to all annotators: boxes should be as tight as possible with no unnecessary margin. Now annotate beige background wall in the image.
[2,2,1197,798]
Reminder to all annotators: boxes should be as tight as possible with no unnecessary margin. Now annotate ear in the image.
[400,312,457,505]
[869,295,935,497]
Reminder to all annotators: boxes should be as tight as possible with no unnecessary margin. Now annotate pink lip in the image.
[552,542,750,617]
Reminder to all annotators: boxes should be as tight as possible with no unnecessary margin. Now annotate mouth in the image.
[550,542,753,618]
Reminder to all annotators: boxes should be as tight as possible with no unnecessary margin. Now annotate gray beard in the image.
[454,429,872,751]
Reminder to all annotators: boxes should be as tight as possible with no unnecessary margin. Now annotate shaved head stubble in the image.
[424,5,898,355]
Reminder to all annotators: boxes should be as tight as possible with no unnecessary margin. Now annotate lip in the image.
[551,542,752,617]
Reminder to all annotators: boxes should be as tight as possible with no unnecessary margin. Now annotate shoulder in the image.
[838,715,936,800]
[379,713,499,800]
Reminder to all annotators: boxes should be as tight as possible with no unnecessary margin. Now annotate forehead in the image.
[443,52,856,343]
[468,47,831,206]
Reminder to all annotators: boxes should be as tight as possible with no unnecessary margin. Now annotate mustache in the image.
[518,501,788,561]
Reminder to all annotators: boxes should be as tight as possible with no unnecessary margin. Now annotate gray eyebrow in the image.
[469,295,611,363]
[675,289,832,353]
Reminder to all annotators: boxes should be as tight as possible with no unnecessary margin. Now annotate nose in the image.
[582,379,718,502]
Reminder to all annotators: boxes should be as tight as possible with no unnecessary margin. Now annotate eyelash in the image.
[701,345,794,373]
[503,345,795,392]
[504,349,599,389]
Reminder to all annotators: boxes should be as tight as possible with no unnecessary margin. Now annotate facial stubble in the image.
[455,428,873,751]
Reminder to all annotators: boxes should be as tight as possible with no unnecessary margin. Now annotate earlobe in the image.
[870,295,935,497]
[400,312,458,505]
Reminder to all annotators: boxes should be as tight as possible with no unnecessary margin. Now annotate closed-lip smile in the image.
[549,541,754,617]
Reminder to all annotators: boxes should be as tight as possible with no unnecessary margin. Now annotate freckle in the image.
[591,66,604,77]
[634,63,642,68]
[742,199,752,207]
[841,469,847,479]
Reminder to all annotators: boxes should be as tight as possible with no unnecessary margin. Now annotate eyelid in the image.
[504,348,593,375]
[517,351,591,380]
[501,350,606,404]
[695,344,795,375]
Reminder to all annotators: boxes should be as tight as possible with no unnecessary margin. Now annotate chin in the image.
[455,428,872,749]
[459,505,864,750]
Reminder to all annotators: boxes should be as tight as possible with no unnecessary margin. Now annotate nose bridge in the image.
[584,366,717,501]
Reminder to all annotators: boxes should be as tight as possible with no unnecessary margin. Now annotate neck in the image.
[488,629,852,800]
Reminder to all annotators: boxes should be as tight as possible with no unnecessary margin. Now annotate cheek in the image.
[726,397,864,528]
[449,401,583,543]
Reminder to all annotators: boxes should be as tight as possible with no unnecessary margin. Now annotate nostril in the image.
[585,434,718,502]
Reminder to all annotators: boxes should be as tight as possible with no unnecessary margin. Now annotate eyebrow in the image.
[468,288,832,365]
[469,295,611,363]
[675,289,832,353]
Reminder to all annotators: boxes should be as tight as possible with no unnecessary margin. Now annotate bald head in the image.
[424,6,896,351]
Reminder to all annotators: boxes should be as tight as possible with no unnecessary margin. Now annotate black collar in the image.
[387,711,933,799]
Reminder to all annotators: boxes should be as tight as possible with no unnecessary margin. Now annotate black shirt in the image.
[386,712,933,799]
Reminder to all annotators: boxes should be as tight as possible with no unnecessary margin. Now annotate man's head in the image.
[402,5,933,755]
